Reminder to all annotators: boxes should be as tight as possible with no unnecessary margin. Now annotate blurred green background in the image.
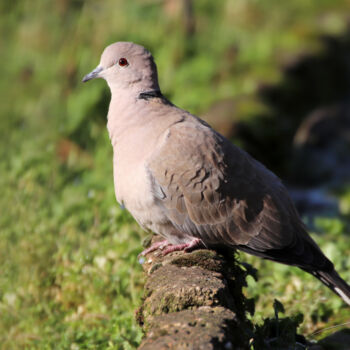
[1,0,350,349]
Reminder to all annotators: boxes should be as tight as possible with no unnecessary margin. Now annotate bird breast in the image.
[111,122,171,234]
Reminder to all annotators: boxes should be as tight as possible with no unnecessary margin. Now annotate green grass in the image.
[1,1,350,349]
[245,216,350,340]
[0,119,144,349]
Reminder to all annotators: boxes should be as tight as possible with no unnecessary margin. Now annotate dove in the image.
[83,41,350,305]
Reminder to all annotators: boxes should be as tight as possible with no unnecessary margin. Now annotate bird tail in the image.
[312,269,350,306]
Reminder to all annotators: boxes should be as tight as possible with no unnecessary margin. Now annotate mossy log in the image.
[135,236,254,350]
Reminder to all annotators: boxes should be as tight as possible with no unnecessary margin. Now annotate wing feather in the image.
[147,119,326,269]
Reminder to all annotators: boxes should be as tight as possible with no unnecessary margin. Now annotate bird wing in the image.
[147,119,303,252]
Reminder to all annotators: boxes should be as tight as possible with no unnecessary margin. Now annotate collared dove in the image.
[83,41,350,305]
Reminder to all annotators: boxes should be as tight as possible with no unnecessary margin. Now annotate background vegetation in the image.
[1,0,350,349]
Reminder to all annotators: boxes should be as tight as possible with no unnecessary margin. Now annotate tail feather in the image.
[312,269,350,306]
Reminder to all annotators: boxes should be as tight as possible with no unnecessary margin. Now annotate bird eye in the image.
[118,58,128,67]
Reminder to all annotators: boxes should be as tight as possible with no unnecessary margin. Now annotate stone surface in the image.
[138,307,244,350]
[143,264,231,316]
[136,236,253,349]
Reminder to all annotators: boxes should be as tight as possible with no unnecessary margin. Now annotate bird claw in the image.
[161,238,203,255]
[138,240,170,257]
[138,238,203,257]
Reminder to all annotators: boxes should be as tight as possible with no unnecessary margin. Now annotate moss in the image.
[142,235,155,249]
[169,249,225,272]
[138,307,250,350]
[149,262,163,274]
[142,264,234,317]
[135,306,145,327]
[138,236,257,348]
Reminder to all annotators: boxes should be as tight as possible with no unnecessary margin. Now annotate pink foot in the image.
[138,240,170,257]
[162,238,203,255]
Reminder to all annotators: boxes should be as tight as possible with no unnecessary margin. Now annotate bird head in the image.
[82,42,160,93]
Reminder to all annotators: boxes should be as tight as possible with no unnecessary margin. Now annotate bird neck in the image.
[106,86,161,147]
[107,78,160,97]
[138,90,163,100]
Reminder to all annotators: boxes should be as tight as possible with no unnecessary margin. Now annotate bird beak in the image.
[82,66,103,83]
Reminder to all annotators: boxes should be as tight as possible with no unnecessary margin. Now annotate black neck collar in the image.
[138,90,163,100]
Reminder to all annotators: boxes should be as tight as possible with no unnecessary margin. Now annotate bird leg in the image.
[139,238,203,257]
[138,240,170,257]
[161,238,203,255]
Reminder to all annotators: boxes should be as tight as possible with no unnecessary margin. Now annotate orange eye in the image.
[118,58,128,67]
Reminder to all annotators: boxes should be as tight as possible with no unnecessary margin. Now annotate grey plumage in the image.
[83,41,350,306]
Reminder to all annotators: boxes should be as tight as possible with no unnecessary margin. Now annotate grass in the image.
[1,0,350,348]
[0,119,144,349]
[245,217,350,339]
